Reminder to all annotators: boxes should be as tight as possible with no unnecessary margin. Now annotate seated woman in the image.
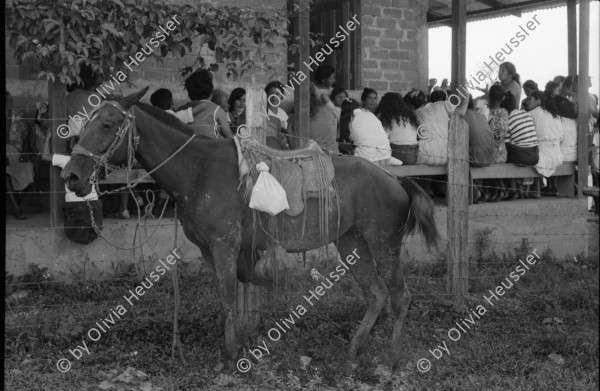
[361,88,378,113]
[501,91,539,199]
[486,84,510,202]
[526,90,564,197]
[288,83,339,153]
[343,99,402,167]
[338,99,357,155]
[6,91,34,220]
[265,81,289,149]
[314,65,337,109]
[330,87,348,138]
[374,92,419,165]
[184,71,232,139]
[228,88,246,134]
[553,95,578,196]
[464,96,495,202]
[404,88,468,166]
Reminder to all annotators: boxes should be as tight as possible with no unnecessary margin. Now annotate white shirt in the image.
[166,108,194,124]
[387,118,418,145]
[52,154,98,202]
[560,117,578,162]
[528,107,564,142]
[350,109,392,162]
[268,107,288,130]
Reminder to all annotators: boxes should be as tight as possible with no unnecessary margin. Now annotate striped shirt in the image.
[507,110,539,147]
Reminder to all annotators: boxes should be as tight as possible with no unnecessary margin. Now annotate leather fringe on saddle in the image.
[234,137,340,285]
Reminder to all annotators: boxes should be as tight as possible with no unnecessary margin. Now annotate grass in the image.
[4,249,599,390]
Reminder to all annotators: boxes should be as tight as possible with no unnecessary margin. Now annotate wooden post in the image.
[447,0,468,307]
[567,0,577,76]
[246,87,266,144]
[236,280,262,332]
[292,0,310,149]
[577,0,590,197]
[48,80,67,229]
[450,0,466,93]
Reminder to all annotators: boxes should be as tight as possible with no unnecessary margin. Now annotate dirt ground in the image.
[5,246,599,391]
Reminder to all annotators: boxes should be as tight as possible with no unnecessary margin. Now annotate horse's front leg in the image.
[208,237,243,372]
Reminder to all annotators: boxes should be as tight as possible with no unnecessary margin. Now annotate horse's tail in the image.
[397,177,439,252]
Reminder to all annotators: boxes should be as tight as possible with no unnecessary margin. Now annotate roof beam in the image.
[428,0,567,26]
[473,0,522,17]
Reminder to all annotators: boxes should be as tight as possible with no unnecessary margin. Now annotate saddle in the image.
[235,137,336,217]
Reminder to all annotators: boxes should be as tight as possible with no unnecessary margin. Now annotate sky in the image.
[428,3,600,98]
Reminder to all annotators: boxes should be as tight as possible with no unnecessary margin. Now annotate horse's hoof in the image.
[343,361,359,372]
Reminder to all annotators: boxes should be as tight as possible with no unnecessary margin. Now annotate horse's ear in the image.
[122,86,150,109]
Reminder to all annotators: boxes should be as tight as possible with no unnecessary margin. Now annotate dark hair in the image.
[545,81,560,95]
[374,92,418,130]
[555,95,577,119]
[361,88,377,103]
[150,88,173,110]
[404,89,427,110]
[228,88,246,109]
[488,84,505,107]
[522,80,539,92]
[340,99,360,141]
[563,75,575,91]
[531,90,560,118]
[330,87,348,101]
[314,65,335,85]
[554,75,566,84]
[430,90,447,103]
[500,91,517,113]
[185,71,214,100]
[500,62,520,85]
[264,81,284,96]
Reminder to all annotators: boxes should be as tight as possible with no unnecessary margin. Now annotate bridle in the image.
[70,99,198,189]
[71,100,138,184]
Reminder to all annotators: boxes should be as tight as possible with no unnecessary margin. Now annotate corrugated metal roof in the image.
[428,0,599,27]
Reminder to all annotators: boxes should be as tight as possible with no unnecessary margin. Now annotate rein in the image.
[72,100,197,251]
[73,100,198,193]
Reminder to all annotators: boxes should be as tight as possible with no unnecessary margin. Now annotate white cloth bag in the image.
[249,162,289,216]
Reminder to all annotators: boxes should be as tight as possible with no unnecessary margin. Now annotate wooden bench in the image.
[98,169,155,185]
[383,164,447,177]
[469,162,577,203]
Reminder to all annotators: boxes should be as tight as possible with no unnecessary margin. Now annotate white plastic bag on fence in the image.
[249,162,290,216]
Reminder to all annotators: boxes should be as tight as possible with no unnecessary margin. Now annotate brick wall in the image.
[360,0,429,93]
[5,0,288,107]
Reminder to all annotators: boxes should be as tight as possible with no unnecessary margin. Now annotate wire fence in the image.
[5,115,599,355]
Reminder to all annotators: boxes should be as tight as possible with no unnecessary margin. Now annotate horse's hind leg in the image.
[338,230,389,371]
[387,248,412,369]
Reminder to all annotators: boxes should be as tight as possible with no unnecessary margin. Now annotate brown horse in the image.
[62,88,438,372]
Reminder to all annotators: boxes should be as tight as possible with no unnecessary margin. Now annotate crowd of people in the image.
[6,61,600,222]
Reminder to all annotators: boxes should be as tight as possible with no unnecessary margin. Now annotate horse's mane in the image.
[134,102,196,136]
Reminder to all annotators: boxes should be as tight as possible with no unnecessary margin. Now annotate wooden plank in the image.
[450,0,466,93]
[292,0,310,149]
[447,113,469,307]
[48,80,67,229]
[577,0,590,197]
[383,164,447,177]
[470,163,577,179]
[98,169,155,184]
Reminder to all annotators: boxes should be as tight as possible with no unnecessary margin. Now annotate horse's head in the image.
[62,87,148,196]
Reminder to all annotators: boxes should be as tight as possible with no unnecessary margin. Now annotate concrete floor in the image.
[5,196,598,279]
